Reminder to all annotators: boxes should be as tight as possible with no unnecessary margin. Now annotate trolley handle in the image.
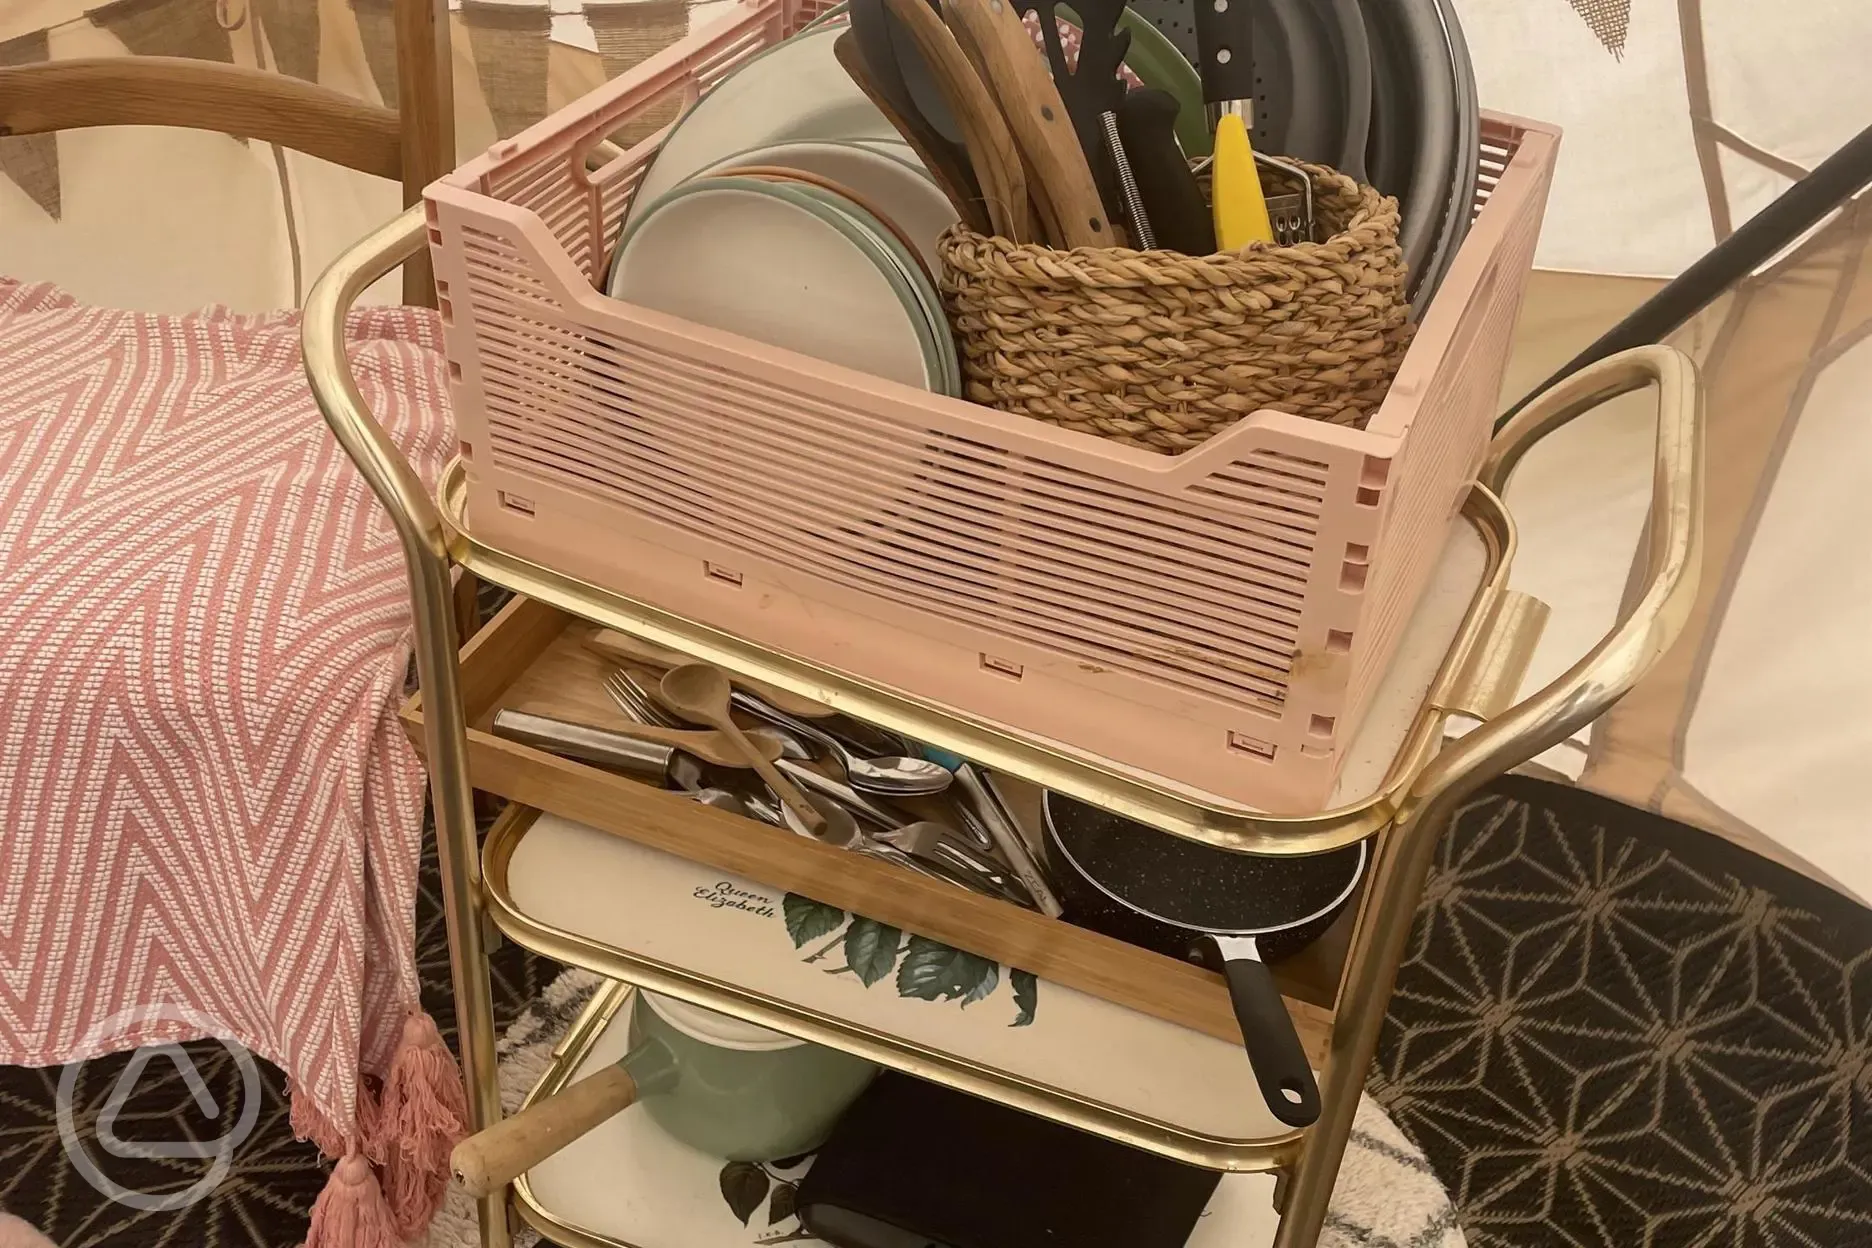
[304,207,444,558]
[1408,342,1705,817]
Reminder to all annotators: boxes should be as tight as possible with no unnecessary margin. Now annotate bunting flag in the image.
[91,0,235,61]
[255,0,320,81]
[460,0,551,140]
[585,0,687,144]
[1566,0,1631,58]
[0,30,60,219]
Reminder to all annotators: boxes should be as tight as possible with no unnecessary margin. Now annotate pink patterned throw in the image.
[0,278,463,1245]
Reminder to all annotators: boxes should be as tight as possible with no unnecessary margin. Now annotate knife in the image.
[1192,0,1274,246]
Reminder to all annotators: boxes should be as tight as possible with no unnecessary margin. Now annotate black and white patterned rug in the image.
[1373,776,1872,1248]
[3,777,1867,1247]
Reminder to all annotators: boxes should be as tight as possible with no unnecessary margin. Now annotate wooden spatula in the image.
[941,0,1119,248]
[880,0,1034,242]
[832,28,990,233]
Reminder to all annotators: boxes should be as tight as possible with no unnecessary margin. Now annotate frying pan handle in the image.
[1414,344,1704,808]
[1205,935,1321,1127]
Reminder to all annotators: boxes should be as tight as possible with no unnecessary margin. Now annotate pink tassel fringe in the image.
[289,1079,383,1164]
[304,1154,403,1248]
[0,1214,57,1248]
[371,1012,470,1240]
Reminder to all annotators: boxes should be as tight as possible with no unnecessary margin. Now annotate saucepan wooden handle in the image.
[451,1064,640,1197]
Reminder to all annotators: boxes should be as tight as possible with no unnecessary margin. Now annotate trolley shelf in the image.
[510,980,1295,1248]
[484,804,1314,1167]
[433,462,1519,855]
[405,504,1510,1049]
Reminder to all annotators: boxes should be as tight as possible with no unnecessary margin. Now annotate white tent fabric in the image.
[1447,1,1872,899]
[2,0,1865,899]
[1457,0,1872,276]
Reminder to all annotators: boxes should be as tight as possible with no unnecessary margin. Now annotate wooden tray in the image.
[486,806,1315,1160]
[402,510,1499,1048]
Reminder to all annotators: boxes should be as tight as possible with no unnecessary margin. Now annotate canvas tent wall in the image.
[0,0,712,309]
[2,0,1866,899]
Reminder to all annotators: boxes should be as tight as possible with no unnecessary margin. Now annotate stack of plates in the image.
[606,22,963,397]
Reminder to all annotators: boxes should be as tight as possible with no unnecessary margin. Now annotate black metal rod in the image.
[1498,121,1872,426]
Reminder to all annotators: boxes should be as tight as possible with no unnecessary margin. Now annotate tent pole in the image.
[1499,122,1872,427]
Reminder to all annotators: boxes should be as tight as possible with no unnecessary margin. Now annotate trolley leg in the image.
[408,548,512,1248]
[1272,807,1443,1248]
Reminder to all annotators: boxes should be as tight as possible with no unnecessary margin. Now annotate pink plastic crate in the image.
[426,0,1559,813]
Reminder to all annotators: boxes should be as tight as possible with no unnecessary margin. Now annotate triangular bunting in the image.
[584,0,688,145]
[255,0,321,82]
[91,0,237,62]
[460,0,551,140]
[1565,0,1631,58]
[0,30,60,220]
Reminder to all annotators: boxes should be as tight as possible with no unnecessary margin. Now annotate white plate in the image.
[788,183,960,396]
[694,139,958,275]
[625,26,897,229]
[610,177,937,392]
[847,136,930,176]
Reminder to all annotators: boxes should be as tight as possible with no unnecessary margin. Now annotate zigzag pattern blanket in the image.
[0,278,461,1242]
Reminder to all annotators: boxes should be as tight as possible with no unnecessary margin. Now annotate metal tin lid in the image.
[640,991,806,1052]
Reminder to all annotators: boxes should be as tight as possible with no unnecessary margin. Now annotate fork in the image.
[602,666,683,728]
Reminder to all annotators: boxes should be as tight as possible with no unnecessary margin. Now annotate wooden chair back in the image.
[0,0,454,305]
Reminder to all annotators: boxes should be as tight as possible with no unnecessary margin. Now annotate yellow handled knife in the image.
[1212,112,1275,249]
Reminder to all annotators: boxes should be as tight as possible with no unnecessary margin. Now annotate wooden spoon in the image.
[660,664,828,836]
[582,628,838,720]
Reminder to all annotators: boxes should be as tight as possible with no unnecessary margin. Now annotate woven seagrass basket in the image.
[937,162,1411,453]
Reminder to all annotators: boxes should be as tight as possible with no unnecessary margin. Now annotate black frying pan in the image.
[1041,792,1366,1128]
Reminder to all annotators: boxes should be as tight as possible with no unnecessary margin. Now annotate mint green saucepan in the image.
[452,991,878,1196]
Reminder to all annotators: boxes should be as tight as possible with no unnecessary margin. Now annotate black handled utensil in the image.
[1191,0,1256,122]
[833,28,989,231]
[1115,88,1213,253]
[1017,0,1133,228]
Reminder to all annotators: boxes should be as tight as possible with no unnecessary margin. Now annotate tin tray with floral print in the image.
[486,807,1328,1163]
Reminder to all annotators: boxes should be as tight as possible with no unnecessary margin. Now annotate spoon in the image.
[666,754,753,818]
[661,664,827,836]
[732,692,953,797]
[606,667,811,763]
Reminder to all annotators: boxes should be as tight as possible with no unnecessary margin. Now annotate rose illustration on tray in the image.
[781,894,1039,1027]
